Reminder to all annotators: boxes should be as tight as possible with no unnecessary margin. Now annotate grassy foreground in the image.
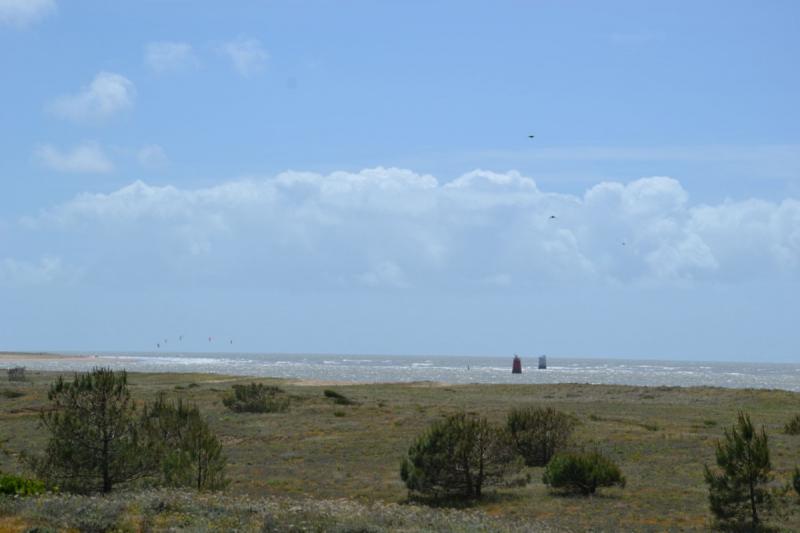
[2,370,800,531]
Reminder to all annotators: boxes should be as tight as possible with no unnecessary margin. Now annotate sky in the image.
[1,1,799,361]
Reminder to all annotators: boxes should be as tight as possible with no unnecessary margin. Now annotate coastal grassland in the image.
[1,370,800,531]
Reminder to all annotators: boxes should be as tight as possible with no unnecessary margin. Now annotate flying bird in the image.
[549,215,557,219]
[528,134,535,139]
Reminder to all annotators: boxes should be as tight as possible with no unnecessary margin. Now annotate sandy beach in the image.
[0,352,137,363]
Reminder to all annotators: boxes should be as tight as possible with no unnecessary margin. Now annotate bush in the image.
[793,467,800,497]
[784,414,800,435]
[140,394,228,491]
[400,412,521,499]
[704,412,772,531]
[0,389,24,399]
[7,367,26,382]
[506,406,576,467]
[542,451,625,495]
[0,472,46,496]
[222,383,289,413]
[324,389,355,405]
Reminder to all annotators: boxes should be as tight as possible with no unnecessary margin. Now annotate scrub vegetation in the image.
[2,370,800,531]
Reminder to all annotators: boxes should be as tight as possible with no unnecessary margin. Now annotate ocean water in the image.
[3,352,800,392]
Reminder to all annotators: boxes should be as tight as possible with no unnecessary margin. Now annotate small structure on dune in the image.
[7,366,26,381]
[538,355,547,370]
[512,354,522,374]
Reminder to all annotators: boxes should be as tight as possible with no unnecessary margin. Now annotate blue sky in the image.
[1,1,798,361]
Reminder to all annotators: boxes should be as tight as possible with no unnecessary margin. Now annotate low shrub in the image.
[324,389,355,405]
[542,451,625,495]
[793,467,800,497]
[784,414,800,435]
[223,383,288,413]
[0,389,24,399]
[0,472,46,496]
[26,495,126,532]
[506,406,576,466]
[1,489,542,532]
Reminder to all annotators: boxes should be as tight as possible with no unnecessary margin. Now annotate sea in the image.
[3,352,800,392]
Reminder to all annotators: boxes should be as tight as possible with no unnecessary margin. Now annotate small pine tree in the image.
[506,406,576,467]
[704,412,772,530]
[140,393,227,490]
[33,368,147,493]
[401,412,521,499]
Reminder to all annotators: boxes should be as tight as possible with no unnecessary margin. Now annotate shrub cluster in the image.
[223,383,289,413]
[0,472,46,496]
[401,406,626,501]
[28,367,226,494]
[784,414,800,435]
[542,451,625,495]
[324,389,355,405]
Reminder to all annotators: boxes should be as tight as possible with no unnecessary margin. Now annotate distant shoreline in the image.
[2,351,798,392]
[0,352,128,362]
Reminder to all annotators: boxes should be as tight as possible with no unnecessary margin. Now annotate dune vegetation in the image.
[1,369,800,531]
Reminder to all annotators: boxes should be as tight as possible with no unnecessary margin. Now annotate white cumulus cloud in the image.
[0,0,55,27]
[21,168,800,289]
[220,37,268,77]
[48,72,135,122]
[34,142,114,173]
[144,41,197,73]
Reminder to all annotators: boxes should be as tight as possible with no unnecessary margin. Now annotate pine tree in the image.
[401,412,520,499]
[35,368,147,493]
[140,393,227,490]
[704,412,772,530]
[507,406,576,467]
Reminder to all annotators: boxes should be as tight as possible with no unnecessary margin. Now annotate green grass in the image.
[2,371,800,531]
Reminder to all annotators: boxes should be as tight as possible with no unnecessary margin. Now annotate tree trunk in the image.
[102,437,111,493]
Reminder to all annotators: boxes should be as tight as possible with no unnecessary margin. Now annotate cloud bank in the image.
[18,168,800,289]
